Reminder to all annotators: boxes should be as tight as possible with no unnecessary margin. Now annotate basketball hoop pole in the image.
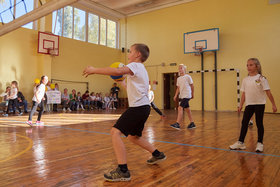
[201,52,204,111]
[214,51,218,110]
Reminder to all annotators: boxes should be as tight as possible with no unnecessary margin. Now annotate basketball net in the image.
[47,48,58,57]
[193,46,203,56]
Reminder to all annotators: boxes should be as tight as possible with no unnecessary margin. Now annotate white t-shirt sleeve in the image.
[126,63,138,76]
[188,76,193,85]
[240,80,245,92]
[261,77,270,90]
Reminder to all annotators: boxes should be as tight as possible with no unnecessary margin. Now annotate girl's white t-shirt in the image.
[10,87,18,99]
[126,62,150,107]
[241,74,270,106]
[32,84,46,103]
[176,74,193,99]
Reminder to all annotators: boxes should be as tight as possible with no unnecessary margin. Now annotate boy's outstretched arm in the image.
[83,66,133,77]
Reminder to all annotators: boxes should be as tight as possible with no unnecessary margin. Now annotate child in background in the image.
[229,58,277,152]
[76,92,85,111]
[112,93,118,110]
[170,64,196,130]
[69,89,77,111]
[104,93,111,110]
[0,86,10,112]
[26,76,48,126]
[89,92,96,109]
[148,85,165,118]
[83,43,166,182]
[3,81,22,116]
[61,88,71,112]
[96,93,103,110]
[17,91,28,113]
[82,90,90,110]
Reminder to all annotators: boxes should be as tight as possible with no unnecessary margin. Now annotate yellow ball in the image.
[34,78,40,84]
[110,62,125,81]
[50,83,55,89]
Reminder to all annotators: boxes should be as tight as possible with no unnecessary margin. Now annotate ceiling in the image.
[75,0,196,19]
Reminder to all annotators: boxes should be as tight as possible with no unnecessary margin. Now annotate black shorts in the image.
[113,105,150,137]
[179,98,190,108]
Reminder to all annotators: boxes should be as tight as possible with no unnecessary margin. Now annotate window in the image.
[74,8,85,41]
[107,20,116,48]
[63,6,73,38]
[0,0,34,29]
[15,0,34,29]
[88,13,99,44]
[51,7,118,48]
[52,9,62,36]
[100,18,106,45]
[0,0,14,23]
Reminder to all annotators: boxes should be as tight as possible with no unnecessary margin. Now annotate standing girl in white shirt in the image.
[26,76,48,126]
[230,58,277,152]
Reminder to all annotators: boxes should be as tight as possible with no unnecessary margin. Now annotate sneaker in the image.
[2,113,8,117]
[187,122,196,129]
[229,141,246,150]
[104,167,131,182]
[113,107,116,110]
[36,121,44,126]
[248,120,253,126]
[256,142,264,152]
[147,152,166,165]
[18,112,23,116]
[67,108,72,112]
[170,122,180,130]
[26,121,33,126]
[63,108,66,112]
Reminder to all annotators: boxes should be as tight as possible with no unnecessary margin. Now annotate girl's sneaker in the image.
[26,121,33,126]
[229,141,246,150]
[2,114,8,117]
[36,121,44,126]
[256,142,264,152]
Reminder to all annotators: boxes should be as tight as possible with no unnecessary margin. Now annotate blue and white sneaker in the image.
[170,122,180,130]
[187,122,196,129]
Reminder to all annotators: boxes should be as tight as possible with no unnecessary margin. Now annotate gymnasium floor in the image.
[0,110,280,186]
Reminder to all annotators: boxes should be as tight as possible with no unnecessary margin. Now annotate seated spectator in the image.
[69,89,77,111]
[0,86,11,112]
[17,91,28,113]
[61,88,71,112]
[112,93,118,110]
[104,93,110,110]
[82,90,90,110]
[76,92,84,110]
[89,92,96,109]
[96,93,103,110]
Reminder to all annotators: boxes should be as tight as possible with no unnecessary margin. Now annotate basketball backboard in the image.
[38,31,59,56]
[184,28,219,54]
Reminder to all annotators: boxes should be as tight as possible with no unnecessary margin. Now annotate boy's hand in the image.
[173,96,177,102]
[272,105,277,113]
[83,66,95,77]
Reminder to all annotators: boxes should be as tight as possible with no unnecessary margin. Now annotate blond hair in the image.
[248,58,262,75]
[179,64,187,74]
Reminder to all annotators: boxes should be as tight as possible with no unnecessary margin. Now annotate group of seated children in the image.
[60,88,119,112]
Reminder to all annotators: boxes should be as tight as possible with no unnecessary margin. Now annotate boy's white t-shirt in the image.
[32,84,46,103]
[126,62,150,107]
[176,74,193,99]
[89,95,96,101]
[148,90,154,103]
[241,74,270,106]
[10,87,18,99]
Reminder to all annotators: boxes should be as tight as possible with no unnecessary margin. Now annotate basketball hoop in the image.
[47,48,59,57]
[193,46,203,56]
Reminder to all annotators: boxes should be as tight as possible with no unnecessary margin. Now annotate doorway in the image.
[163,73,178,109]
